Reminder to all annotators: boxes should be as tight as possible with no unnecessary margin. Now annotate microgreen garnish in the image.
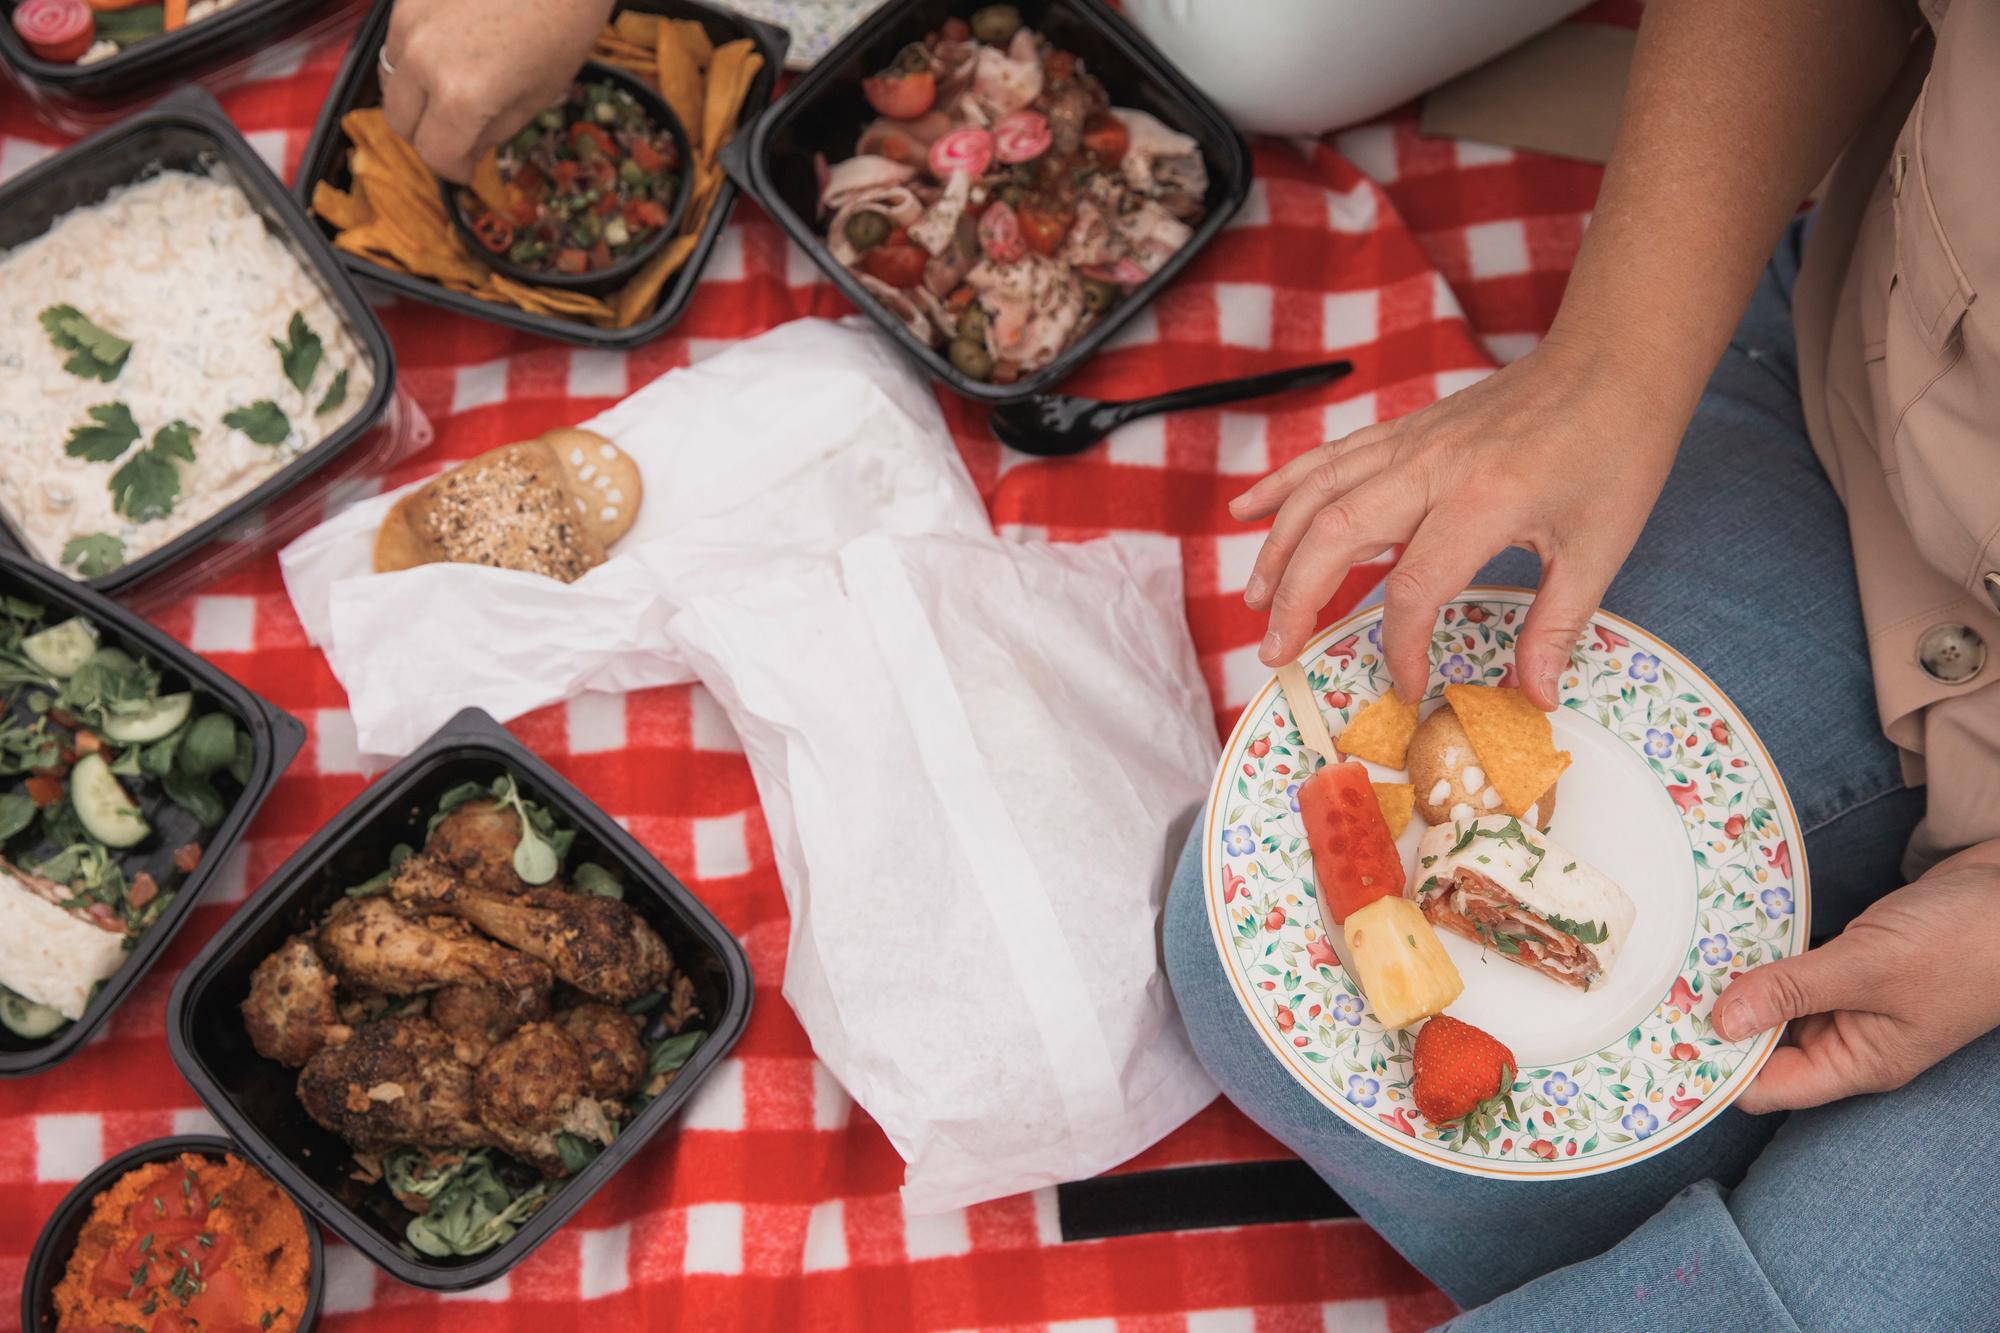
[273,312,323,393]
[110,420,196,522]
[1543,913,1609,945]
[39,305,131,381]
[223,400,290,445]
[64,402,140,462]
[61,534,125,578]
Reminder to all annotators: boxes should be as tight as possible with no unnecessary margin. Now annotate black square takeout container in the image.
[0,84,403,605]
[0,0,340,114]
[0,550,307,1077]
[167,707,755,1290]
[293,0,788,349]
[722,0,1252,402]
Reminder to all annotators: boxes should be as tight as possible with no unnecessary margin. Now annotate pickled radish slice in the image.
[991,110,1051,164]
[13,0,93,62]
[977,200,1027,263]
[927,127,993,180]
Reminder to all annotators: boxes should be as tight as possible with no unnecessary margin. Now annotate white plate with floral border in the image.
[1202,587,1810,1179]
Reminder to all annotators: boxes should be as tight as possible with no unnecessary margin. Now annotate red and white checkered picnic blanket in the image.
[0,4,1624,1326]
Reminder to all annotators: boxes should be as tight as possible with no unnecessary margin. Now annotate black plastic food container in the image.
[0,85,400,603]
[0,0,331,106]
[295,0,788,349]
[723,0,1251,403]
[23,1133,326,1332]
[440,60,696,299]
[0,551,306,1077]
[167,707,754,1290]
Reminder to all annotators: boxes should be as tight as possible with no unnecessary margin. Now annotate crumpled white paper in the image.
[279,318,989,757]
[668,531,1219,1213]
[279,315,1221,1211]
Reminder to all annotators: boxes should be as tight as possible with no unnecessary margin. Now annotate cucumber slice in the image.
[70,753,150,848]
[0,989,67,1039]
[20,618,99,678]
[100,693,192,744]
[87,646,138,674]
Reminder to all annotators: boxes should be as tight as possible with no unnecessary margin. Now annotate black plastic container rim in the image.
[0,83,399,599]
[0,0,327,95]
[22,1133,327,1333]
[295,0,789,350]
[166,705,755,1290]
[726,0,1253,404]
[0,549,307,1078]
[439,59,696,297]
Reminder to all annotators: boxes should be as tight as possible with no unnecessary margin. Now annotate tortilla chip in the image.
[702,40,760,160]
[1441,684,1573,817]
[468,149,510,214]
[612,11,666,47]
[654,30,705,138]
[666,17,713,67]
[311,181,373,230]
[345,109,433,187]
[611,233,699,327]
[1335,688,1419,768]
[680,162,725,236]
[1371,783,1415,838]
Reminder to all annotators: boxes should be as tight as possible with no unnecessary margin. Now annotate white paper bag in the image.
[667,531,1220,1213]
[278,318,989,757]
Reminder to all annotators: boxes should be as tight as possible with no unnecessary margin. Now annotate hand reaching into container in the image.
[380,0,618,183]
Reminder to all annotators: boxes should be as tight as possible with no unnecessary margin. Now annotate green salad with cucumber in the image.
[0,593,248,1040]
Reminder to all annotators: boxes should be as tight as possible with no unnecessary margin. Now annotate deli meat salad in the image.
[816,4,1210,383]
[0,170,372,580]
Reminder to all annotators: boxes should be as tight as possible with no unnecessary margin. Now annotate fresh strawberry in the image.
[1410,1015,1517,1124]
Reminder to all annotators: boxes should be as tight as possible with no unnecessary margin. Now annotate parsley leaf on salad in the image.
[314,369,348,417]
[109,421,198,522]
[61,534,125,578]
[39,305,131,382]
[223,400,290,445]
[64,402,141,462]
[272,312,323,393]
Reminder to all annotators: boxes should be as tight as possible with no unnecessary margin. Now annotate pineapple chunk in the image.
[1342,897,1464,1029]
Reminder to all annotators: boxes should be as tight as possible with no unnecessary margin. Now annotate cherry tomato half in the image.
[857,241,928,289]
[862,69,936,120]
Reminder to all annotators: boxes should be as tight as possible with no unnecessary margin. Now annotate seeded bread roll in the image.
[372,430,641,583]
[1408,705,1558,830]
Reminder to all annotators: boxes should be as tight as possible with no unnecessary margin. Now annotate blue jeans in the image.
[1164,222,2000,1328]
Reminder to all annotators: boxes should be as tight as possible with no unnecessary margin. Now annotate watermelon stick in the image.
[1274,660,1360,974]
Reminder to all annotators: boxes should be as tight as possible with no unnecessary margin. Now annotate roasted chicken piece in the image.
[297,1015,491,1153]
[432,981,550,1065]
[393,876,671,1003]
[316,895,552,1001]
[242,934,349,1067]
[427,799,533,895]
[474,1022,618,1176]
[558,1003,647,1100]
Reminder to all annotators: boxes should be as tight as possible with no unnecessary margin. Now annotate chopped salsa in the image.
[457,77,682,278]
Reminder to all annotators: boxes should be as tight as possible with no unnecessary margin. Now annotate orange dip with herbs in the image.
[52,1151,310,1333]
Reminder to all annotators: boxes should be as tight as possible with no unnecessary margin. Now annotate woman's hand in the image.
[381,0,618,182]
[1715,846,2000,1113]
[1231,336,1687,707]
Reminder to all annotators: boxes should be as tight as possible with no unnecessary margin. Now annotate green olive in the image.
[971,4,1023,45]
[1081,278,1118,313]
[957,302,989,341]
[948,337,995,380]
[844,209,891,250]
[897,44,932,73]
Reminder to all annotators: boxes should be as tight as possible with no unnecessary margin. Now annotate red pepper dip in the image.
[53,1151,310,1333]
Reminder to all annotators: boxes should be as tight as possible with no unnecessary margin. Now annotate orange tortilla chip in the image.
[612,11,665,48]
[612,233,699,327]
[311,181,373,230]
[1335,688,1419,768]
[666,17,714,67]
[1371,783,1414,838]
[701,40,760,160]
[654,29,704,137]
[468,149,509,214]
[1441,684,1573,816]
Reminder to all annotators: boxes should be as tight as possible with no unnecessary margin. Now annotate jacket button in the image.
[1986,571,2000,613]
[1916,623,1985,684]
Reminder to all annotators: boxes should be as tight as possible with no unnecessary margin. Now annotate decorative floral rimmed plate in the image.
[1202,588,1810,1179]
